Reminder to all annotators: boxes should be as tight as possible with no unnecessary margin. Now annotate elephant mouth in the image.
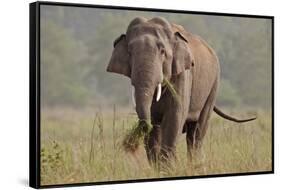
[131,83,162,108]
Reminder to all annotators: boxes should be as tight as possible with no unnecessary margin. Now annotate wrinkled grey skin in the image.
[107,17,220,164]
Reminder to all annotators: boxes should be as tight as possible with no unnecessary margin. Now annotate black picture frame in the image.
[29,1,274,188]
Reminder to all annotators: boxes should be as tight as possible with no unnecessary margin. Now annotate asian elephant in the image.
[106,17,256,165]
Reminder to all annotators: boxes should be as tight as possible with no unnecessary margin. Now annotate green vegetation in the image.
[40,5,272,109]
[41,108,272,185]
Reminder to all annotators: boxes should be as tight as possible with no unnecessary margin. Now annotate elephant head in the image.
[107,17,194,121]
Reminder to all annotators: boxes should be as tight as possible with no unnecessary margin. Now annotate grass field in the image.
[40,107,272,185]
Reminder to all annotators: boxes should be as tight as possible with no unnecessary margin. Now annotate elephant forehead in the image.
[127,25,157,37]
[127,24,171,40]
[128,36,158,55]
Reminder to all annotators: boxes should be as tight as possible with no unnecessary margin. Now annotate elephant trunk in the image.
[134,86,154,121]
[123,85,155,153]
[130,51,163,121]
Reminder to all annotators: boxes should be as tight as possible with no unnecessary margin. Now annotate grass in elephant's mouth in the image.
[163,78,180,103]
[40,107,272,185]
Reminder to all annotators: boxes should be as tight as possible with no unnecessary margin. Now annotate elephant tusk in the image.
[156,83,162,102]
[131,86,136,108]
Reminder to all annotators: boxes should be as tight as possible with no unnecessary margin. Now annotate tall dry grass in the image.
[40,107,272,185]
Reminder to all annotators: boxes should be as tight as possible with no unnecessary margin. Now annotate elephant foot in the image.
[187,147,207,174]
[158,146,178,173]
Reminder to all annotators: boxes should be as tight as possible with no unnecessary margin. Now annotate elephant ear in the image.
[107,34,131,78]
[172,31,194,75]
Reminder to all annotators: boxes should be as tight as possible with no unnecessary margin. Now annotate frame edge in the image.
[29,1,40,189]
[30,1,274,188]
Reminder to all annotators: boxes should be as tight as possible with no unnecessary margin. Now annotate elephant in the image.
[106,17,256,165]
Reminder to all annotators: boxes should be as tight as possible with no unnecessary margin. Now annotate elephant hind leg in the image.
[186,79,218,161]
[144,125,161,165]
[185,105,213,166]
[185,121,199,161]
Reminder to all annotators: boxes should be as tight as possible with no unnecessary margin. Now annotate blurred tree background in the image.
[40,5,272,110]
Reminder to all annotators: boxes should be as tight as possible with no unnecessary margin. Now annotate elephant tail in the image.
[213,106,257,123]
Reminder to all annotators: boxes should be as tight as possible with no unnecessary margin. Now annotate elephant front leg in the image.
[144,124,161,165]
[159,109,183,165]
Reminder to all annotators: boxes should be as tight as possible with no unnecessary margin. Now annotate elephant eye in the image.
[160,48,166,56]
[156,41,166,58]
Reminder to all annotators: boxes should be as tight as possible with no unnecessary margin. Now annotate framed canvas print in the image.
[29,1,274,188]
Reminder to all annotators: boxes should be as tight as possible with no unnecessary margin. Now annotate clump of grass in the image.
[122,119,152,153]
